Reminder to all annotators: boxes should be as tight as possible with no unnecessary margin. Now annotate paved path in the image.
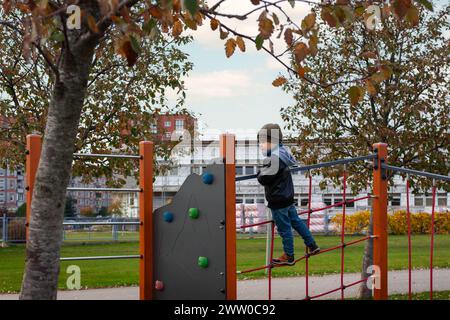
[1,269,449,300]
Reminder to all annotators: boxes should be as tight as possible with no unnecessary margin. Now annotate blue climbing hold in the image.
[163,211,174,222]
[202,172,214,184]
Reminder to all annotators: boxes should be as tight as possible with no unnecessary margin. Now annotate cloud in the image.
[265,56,286,71]
[184,69,257,101]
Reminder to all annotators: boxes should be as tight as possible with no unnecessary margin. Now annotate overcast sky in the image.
[176,0,313,135]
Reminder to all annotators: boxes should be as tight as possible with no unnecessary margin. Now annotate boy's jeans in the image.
[271,204,315,256]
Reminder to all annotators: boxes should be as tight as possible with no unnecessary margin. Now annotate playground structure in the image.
[24,134,449,300]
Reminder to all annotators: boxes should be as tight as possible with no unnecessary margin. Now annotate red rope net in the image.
[430,182,436,300]
[238,167,375,300]
[406,177,438,300]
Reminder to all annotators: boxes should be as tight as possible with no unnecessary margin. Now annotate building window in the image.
[256,198,265,204]
[175,119,184,130]
[414,196,423,207]
[300,198,309,207]
[334,195,343,207]
[236,166,243,176]
[164,121,171,127]
[243,194,259,204]
[165,132,171,139]
[298,194,309,208]
[437,193,447,206]
[323,193,355,208]
[323,194,332,206]
[415,193,448,207]
[236,198,243,204]
[389,193,401,207]
[151,124,157,134]
[244,166,255,175]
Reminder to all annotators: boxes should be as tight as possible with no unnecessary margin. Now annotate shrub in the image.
[388,210,409,235]
[332,210,449,235]
[8,219,26,241]
[80,207,95,217]
[388,210,449,235]
[435,212,450,234]
[16,203,26,217]
[331,210,371,235]
[409,212,431,234]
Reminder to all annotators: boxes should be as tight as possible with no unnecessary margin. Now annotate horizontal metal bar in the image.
[63,221,140,226]
[235,173,258,181]
[67,187,142,192]
[291,154,377,173]
[73,153,141,159]
[382,164,450,182]
[60,255,141,261]
[236,154,377,181]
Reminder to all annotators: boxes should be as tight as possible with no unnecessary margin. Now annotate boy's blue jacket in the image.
[257,144,297,209]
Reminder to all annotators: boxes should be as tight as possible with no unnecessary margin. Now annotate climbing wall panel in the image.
[152,164,227,300]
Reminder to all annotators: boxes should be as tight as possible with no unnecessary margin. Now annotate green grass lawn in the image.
[389,290,450,300]
[63,231,139,242]
[0,242,140,293]
[0,234,448,294]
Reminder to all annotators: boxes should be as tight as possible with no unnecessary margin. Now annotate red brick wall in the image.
[155,114,196,141]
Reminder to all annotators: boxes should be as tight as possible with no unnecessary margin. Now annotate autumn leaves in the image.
[5,0,435,108]
[225,37,246,58]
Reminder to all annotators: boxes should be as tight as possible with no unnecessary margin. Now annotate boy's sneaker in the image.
[272,253,295,266]
[307,242,321,255]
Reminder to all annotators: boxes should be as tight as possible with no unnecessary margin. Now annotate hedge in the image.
[331,210,450,235]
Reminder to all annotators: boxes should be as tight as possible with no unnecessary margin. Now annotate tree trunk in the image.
[358,209,374,299]
[19,42,97,299]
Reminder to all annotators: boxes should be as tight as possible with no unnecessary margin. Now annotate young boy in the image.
[256,123,320,266]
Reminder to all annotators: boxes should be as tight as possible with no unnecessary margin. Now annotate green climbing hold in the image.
[188,207,199,219]
[198,256,209,268]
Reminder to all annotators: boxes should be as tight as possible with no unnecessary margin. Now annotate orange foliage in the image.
[331,210,371,235]
[331,210,450,235]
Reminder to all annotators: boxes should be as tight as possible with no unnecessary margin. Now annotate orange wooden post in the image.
[139,141,153,300]
[220,133,236,300]
[372,143,388,300]
[25,134,42,241]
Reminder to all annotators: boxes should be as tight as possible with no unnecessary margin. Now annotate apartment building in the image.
[66,177,113,215]
[120,132,449,219]
[0,166,25,212]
